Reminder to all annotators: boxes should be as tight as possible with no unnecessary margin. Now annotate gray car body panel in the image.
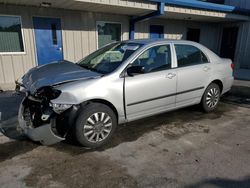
[18,39,234,144]
[51,40,233,122]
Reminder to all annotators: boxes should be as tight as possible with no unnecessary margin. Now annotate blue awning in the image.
[148,0,236,13]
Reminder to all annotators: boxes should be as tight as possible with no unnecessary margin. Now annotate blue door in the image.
[33,17,63,65]
[150,25,164,39]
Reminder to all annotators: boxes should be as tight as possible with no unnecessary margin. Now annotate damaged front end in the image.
[18,86,77,145]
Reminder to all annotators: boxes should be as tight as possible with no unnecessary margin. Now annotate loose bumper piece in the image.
[18,98,65,145]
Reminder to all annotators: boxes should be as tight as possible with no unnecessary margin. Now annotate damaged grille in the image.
[23,96,52,128]
[22,94,72,138]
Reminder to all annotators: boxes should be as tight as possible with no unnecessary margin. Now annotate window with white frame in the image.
[0,15,24,53]
[97,21,121,48]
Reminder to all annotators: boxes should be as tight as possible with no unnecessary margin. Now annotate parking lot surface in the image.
[0,88,250,188]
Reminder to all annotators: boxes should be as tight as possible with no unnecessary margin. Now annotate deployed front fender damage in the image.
[18,97,65,145]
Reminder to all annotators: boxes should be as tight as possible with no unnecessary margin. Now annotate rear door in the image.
[174,44,211,107]
[125,44,177,121]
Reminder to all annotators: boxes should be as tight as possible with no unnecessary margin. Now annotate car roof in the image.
[123,39,195,45]
[121,39,221,62]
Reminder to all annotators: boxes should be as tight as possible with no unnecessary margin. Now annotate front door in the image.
[33,17,63,65]
[220,27,238,61]
[150,25,164,39]
[125,44,176,121]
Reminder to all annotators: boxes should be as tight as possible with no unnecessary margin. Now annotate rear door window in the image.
[175,44,209,67]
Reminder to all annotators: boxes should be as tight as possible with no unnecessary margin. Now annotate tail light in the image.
[231,63,235,70]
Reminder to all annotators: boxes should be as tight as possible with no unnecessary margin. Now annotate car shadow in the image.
[53,102,235,155]
[0,91,24,121]
[185,176,250,188]
[0,91,38,163]
[221,84,250,108]
[0,140,38,163]
[0,116,38,163]
[222,93,250,108]
[0,90,237,157]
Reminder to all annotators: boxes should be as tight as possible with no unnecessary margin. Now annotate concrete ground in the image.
[0,81,250,188]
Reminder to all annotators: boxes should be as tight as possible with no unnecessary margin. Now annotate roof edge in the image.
[148,0,250,15]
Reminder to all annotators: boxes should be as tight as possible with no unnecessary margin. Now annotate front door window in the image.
[131,45,172,73]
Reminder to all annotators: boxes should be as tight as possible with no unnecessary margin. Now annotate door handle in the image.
[166,73,176,79]
[57,47,62,51]
[203,66,211,72]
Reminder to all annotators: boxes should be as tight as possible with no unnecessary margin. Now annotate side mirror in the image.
[127,66,145,76]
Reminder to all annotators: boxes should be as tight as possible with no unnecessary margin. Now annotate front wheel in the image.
[74,103,117,148]
[201,83,221,112]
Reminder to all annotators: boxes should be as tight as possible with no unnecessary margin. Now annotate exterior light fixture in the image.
[40,2,52,7]
[184,17,192,20]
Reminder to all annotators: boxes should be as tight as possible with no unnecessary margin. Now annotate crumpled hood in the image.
[21,60,101,94]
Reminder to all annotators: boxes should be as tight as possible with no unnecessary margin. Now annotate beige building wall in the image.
[0,4,238,90]
[0,4,129,90]
[234,21,250,69]
[225,0,250,69]
[218,21,250,69]
[134,18,222,53]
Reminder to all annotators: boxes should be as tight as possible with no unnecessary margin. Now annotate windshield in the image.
[78,42,143,74]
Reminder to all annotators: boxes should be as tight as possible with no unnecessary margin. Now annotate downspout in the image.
[129,2,165,39]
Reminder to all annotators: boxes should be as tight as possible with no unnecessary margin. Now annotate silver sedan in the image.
[16,39,234,148]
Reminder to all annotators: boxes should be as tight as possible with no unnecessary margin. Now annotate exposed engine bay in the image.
[18,86,79,145]
[13,60,101,145]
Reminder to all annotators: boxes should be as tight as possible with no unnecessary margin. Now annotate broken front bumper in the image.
[18,98,65,145]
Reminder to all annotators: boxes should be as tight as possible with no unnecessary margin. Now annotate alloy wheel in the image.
[206,87,220,108]
[83,112,112,143]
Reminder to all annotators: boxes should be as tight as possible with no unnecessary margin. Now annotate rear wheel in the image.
[74,103,117,148]
[201,83,221,112]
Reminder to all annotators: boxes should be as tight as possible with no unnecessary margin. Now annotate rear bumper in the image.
[222,76,234,95]
[18,98,65,145]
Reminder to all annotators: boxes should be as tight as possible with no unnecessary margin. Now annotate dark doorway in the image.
[187,28,200,42]
[150,25,164,39]
[205,0,225,4]
[220,27,239,61]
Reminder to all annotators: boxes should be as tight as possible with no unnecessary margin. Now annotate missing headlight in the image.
[35,86,61,100]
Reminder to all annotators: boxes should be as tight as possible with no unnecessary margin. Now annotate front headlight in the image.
[15,78,25,92]
[50,103,72,114]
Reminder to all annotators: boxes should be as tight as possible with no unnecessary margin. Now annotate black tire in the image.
[74,102,117,148]
[201,83,221,113]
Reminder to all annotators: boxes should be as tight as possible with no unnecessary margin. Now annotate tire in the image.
[74,102,117,148]
[201,83,221,113]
